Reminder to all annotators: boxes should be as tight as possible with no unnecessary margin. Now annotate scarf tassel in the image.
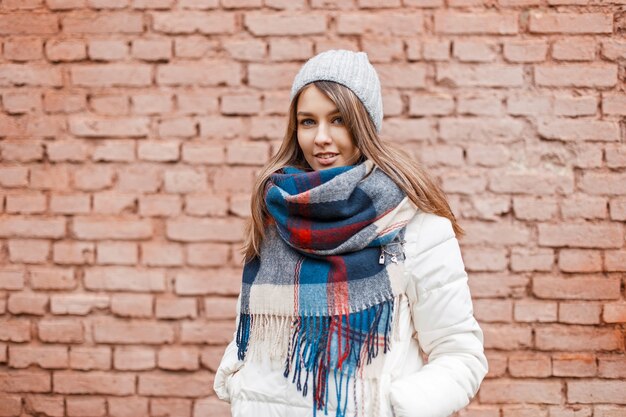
[236,298,395,417]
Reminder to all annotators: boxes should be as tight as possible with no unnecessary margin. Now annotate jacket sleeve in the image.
[389,212,488,417]
[213,293,245,403]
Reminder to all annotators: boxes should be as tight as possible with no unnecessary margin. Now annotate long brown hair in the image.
[241,81,463,262]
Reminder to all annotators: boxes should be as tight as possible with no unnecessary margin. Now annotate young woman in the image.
[214,49,488,417]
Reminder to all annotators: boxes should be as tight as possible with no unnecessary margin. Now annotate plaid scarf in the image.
[236,160,417,417]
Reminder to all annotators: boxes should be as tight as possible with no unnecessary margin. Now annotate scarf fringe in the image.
[236,297,398,417]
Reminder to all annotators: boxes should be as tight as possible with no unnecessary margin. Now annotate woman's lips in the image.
[315,153,338,166]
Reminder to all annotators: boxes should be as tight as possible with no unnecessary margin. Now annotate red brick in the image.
[0,64,62,87]
[131,39,171,61]
[139,371,213,397]
[221,94,261,116]
[50,294,109,316]
[421,40,450,61]
[93,319,174,344]
[69,115,149,136]
[69,346,111,370]
[67,397,106,417]
[131,93,173,114]
[355,39,402,63]
[409,94,454,116]
[503,40,548,63]
[468,195,511,221]
[38,319,84,343]
[458,93,504,116]
[598,355,626,378]
[62,12,143,33]
[510,248,554,272]
[193,397,231,416]
[462,248,508,272]
[560,196,606,220]
[71,65,150,87]
[605,144,626,169]
[158,347,199,370]
[174,35,218,58]
[222,38,266,61]
[602,40,626,60]
[114,346,155,370]
[552,39,596,61]
[158,117,197,137]
[0,166,29,188]
[163,168,207,193]
[472,299,512,323]
[567,380,626,404]
[152,11,234,34]
[552,353,596,377]
[594,406,626,417]
[268,37,313,61]
[529,12,612,34]
[0,14,58,34]
[559,302,602,324]
[30,267,76,290]
[483,351,507,378]
[605,250,626,272]
[580,172,626,195]
[92,192,137,214]
[25,395,64,417]
[0,370,50,393]
[508,353,552,377]
[138,195,181,217]
[558,249,603,273]
[226,142,269,165]
[133,0,175,7]
[481,324,532,350]
[8,239,50,263]
[573,143,603,169]
[537,119,619,142]
[186,243,230,267]
[554,95,597,116]
[4,193,47,214]
[8,345,68,369]
[47,140,90,162]
[419,145,464,167]
[8,292,48,315]
[538,223,623,248]
[157,62,241,86]
[0,393,22,415]
[54,371,135,395]
[30,165,70,190]
[180,321,234,345]
[108,397,149,417]
[533,275,620,300]
[92,140,135,162]
[514,300,557,322]
[44,91,87,113]
[166,217,244,243]
[247,63,300,89]
[72,218,152,240]
[155,297,197,319]
[117,164,161,192]
[45,39,86,61]
[0,141,43,162]
[2,91,42,113]
[87,39,128,60]
[535,64,617,88]
[110,294,152,318]
[175,269,240,296]
[49,194,90,215]
[536,326,623,351]
[141,242,184,267]
[440,117,524,141]
[469,273,528,298]
[90,95,129,116]
[52,241,95,265]
[437,12,518,34]
[151,398,192,417]
[479,379,561,404]
[0,319,30,342]
[4,36,43,61]
[84,267,165,292]
[603,302,626,323]
[462,222,530,246]
[337,13,423,35]
[453,40,497,62]
[266,0,306,7]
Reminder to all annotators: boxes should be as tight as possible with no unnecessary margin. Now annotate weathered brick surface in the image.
[0,1,623,415]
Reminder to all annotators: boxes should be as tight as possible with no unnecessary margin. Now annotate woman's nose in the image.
[314,122,332,145]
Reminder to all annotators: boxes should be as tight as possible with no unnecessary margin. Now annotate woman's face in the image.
[295,84,360,171]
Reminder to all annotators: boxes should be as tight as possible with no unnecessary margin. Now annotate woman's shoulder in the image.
[404,210,457,256]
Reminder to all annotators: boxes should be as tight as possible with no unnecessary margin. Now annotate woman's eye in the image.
[333,116,344,124]
[300,119,314,126]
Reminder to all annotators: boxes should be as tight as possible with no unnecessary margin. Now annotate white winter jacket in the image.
[214,210,489,417]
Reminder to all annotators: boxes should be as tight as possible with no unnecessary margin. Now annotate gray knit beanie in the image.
[290,49,383,133]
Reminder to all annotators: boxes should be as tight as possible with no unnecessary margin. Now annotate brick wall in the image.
[0,0,624,416]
